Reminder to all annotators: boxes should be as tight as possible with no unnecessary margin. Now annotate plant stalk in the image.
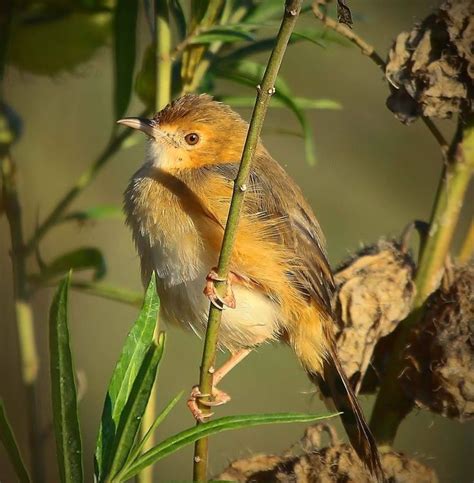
[192,1,303,480]
[137,3,172,482]
[1,152,45,483]
[370,115,474,444]
[458,218,474,263]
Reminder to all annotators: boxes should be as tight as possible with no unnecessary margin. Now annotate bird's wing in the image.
[197,150,335,314]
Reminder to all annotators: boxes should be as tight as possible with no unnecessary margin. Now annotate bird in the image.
[120,93,384,481]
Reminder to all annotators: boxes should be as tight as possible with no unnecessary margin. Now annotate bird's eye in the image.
[184,133,200,145]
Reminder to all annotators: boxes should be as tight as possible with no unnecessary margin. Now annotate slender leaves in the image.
[222,95,342,110]
[94,275,159,481]
[122,412,339,479]
[108,338,165,479]
[0,400,30,483]
[192,26,255,44]
[113,0,139,120]
[49,273,84,483]
[60,205,123,224]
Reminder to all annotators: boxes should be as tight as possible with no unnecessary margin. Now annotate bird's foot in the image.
[203,268,236,309]
[187,385,231,423]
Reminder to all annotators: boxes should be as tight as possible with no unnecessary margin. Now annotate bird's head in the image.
[118,94,250,171]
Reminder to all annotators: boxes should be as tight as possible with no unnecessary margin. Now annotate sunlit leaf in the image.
[113,0,139,119]
[108,337,165,480]
[0,400,30,483]
[121,412,339,479]
[33,247,106,282]
[49,273,84,483]
[94,275,159,481]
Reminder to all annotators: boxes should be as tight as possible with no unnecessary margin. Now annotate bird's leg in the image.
[203,268,237,309]
[187,349,251,422]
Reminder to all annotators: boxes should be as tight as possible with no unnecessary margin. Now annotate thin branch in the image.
[1,151,45,483]
[370,114,474,444]
[311,1,449,156]
[192,1,304,480]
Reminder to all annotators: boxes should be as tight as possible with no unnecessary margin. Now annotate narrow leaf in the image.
[0,400,30,483]
[192,27,254,44]
[125,391,183,469]
[291,30,326,48]
[122,412,338,479]
[113,0,139,119]
[94,275,159,481]
[33,247,106,282]
[170,0,187,40]
[49,273,83,483]
[221,96,342,110]
[108,338,165,479]
[60,205,123,224]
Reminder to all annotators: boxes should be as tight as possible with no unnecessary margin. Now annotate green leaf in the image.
[94,275,159,481]
[34,247,106,282]
[192,27,254,44]
[221,96,342,110]
[170,0,187,40]
[49,273,84,483]
[60,205,123,224]
[291,29,326,48]
[0,400,30,483]
[122,412,338,479]
[108,337,165,480]
[214,60,318,164]
[244,0,284,24]
[113,0,139,120]
[125,391,183,470]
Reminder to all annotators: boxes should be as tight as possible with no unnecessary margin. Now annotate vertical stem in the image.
[370,115,474,444]
[1,153,45,483]
[137,2,171,482]
[458,218,474,263]
[192,1,303,480]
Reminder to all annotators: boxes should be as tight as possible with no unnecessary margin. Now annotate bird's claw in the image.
[203,269,236,309]
[187,385,231,422]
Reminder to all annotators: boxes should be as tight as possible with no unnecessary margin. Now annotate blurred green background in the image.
[1,0,473,481]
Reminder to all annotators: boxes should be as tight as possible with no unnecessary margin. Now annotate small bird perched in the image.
[120,94,383,480]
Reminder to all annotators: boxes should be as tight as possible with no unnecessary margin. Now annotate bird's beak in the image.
[117,117,155,137]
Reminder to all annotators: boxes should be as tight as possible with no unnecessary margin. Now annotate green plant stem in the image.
[311,1,449,155]
[458,218,474,263]
[192,1,303,480]
[155,0,171,111]
[370,115,474,444]
[1,153,44,483]
[137,4,172,482]
[24,113,147,255]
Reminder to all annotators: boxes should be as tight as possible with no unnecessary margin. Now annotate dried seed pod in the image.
[217,424,438,482]
[333,240,416,392]
[385,0,473,124]
[401,261,474,420]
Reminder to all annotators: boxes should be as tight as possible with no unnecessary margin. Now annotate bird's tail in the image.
[309,344,385,482]
[290,314,384,482]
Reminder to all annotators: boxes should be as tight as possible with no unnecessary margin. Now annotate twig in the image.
[458,218,474,264]
[370,115,474,444]
[192,1,304,480]
[23,113,146,255]
[67,280,143,307]
[1,152,45,483]
[311,1,449,156]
